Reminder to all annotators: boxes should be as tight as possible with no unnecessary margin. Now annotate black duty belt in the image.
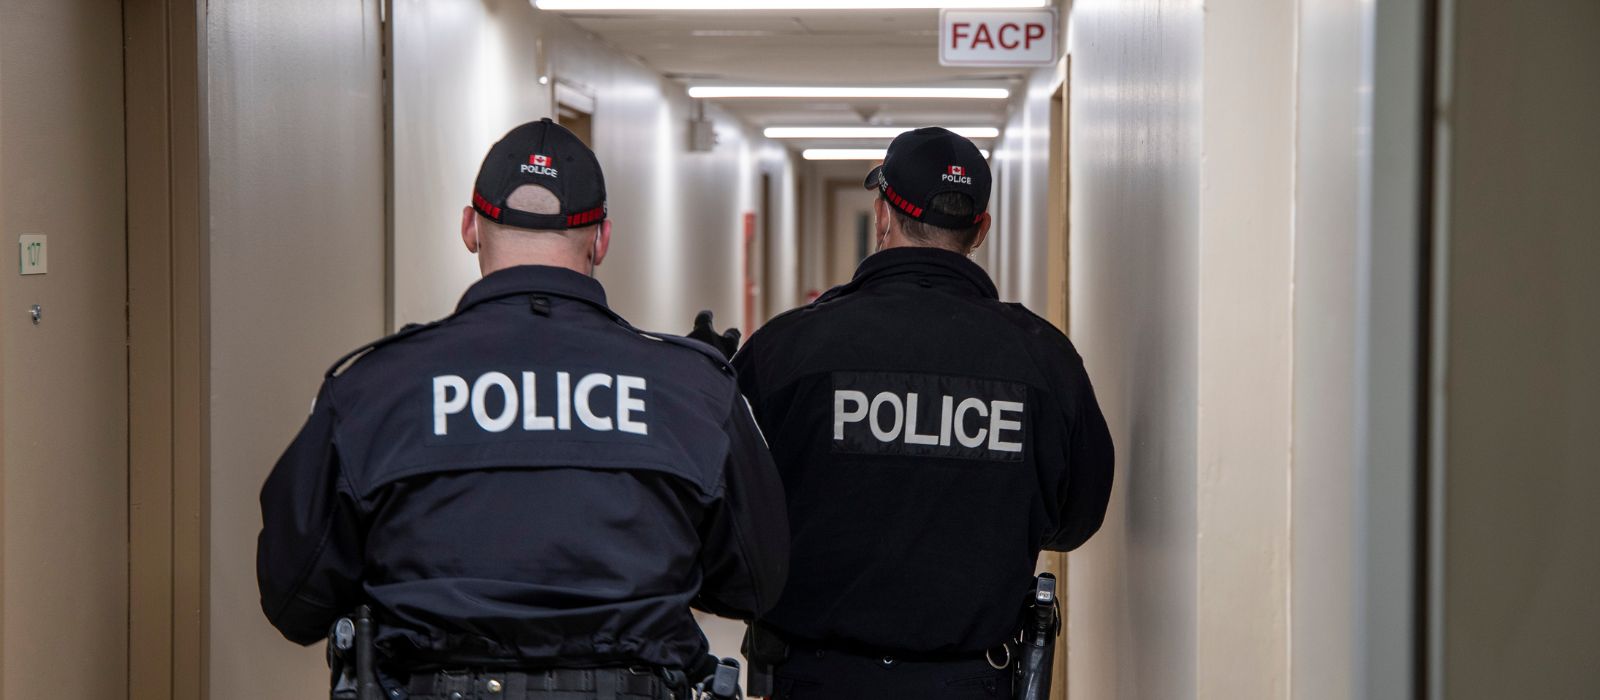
[783,639,1013,670]
[406,667,672,699]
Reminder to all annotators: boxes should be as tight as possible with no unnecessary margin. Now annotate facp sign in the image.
[939,9,1058,67]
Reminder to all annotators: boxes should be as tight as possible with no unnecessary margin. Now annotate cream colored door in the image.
[1,1,131,696]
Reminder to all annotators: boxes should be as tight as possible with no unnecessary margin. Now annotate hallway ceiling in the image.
[557,9,1026,152]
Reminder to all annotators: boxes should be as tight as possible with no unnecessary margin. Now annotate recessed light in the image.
[803,148,991,161]
[766,127,1001,139]
[690,29,780,37]
[536,1,1047,10]
[690,87,1010,100]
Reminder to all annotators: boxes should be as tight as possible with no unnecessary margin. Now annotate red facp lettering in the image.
[952,22,971,49]
[973,23,994,49]
[1026,23,1046,50]
[999,23,1021,50]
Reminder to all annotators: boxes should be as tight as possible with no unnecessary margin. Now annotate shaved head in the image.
[464,184,610,276]
[506,184,562,216]
[477,185,597,251]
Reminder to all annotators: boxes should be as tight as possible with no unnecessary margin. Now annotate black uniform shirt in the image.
[257,265,788,670]
[732,247,1113,656]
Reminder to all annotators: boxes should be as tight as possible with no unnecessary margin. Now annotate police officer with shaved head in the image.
[730,127,1114,699]
[257,119,787,700]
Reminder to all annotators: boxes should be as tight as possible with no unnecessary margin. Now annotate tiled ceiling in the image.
[554,9,1026,151]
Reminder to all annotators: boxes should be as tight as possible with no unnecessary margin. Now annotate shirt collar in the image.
[848,247,999,299]
[455,265,609,313]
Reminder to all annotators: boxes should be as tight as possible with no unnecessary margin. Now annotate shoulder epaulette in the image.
[761,303,811,327]
[633,330,735,376]
[1001,302,1082,349]
[324,320,445,378]
[809,281,856,305]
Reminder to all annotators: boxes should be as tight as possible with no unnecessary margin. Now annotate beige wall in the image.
[1193,0,1295,696]
[0,0,130,696]
[1434,0,1600,695]
[205,0,390,697]
[798,159,874,292]
[390,0,798,334]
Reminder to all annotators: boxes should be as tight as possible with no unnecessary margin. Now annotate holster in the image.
[741,622,789,697]
[1012,574,1061,700]
[328,606,382,700]
[704,657,742,700]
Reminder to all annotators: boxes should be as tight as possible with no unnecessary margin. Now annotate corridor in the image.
[1,1,1595,699]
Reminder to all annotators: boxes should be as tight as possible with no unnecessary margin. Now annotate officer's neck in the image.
[877,230,969,256]
[478,253,595,279]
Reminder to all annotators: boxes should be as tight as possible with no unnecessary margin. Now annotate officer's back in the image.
[257,120,787,698]
[734,128,1114,699]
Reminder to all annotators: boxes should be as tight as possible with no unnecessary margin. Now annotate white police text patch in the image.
[831,371,1026,461]
[432,370,647,437]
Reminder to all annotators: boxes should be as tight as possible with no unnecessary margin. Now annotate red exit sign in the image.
[940,9,1059,67]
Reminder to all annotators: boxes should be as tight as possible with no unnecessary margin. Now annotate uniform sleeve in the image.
[693,394,790,620]
[730,341,763,419]
[1042,360,1116,552]
[256,380,366,645]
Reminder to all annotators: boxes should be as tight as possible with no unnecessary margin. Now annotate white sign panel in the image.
[940,9,1058,67]
[19,235,47,275]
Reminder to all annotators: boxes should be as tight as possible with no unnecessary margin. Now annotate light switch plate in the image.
[19,235,46,275]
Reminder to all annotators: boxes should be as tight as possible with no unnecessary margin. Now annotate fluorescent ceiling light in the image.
[767,126,1000,139]
[803,148,990,161]
[690,87,1009,100]
[536,1,1048,10]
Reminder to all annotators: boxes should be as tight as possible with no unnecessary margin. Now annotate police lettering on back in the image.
[433,370,648,436]
[828,371,1028,461]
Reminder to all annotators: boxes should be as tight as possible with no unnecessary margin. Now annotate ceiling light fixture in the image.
[766,127,1001,139]
[803,148,991,161]
[536,1,1048,10]
[690,87,1010,100]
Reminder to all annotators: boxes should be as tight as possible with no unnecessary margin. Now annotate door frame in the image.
[125,1,209,698]
[1041,63,1071,700]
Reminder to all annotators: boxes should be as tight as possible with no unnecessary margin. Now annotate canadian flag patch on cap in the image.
[522,153,559,178]
[942,164,973,185]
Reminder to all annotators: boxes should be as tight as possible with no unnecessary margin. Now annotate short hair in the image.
[889,192,982,251]
[480,185,597,238]
[506,184,562,216]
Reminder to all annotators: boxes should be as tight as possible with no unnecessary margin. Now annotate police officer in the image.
[257,119,789,699]
[731,127,1114,699]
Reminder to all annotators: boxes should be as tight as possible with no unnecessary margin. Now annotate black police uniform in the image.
[731,128,1114,699]
[257,119,789,700]
[257,266,788,696]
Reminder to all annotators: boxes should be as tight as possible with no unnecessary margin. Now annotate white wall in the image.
[1062,2,1203,697]
[391,0,799,334]
[991,64,1061,308]
[1052,0,1344,697]
[205,1,390,698]
[1291,0,1368,695]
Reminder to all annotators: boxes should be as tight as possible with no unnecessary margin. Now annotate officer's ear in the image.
[591,219,612,268]
[461,205,481,254]
[969,212,992,254]
[873,198,892,242]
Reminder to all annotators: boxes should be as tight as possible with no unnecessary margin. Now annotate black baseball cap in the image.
[472,118,607,230]
[863,126,992,230]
